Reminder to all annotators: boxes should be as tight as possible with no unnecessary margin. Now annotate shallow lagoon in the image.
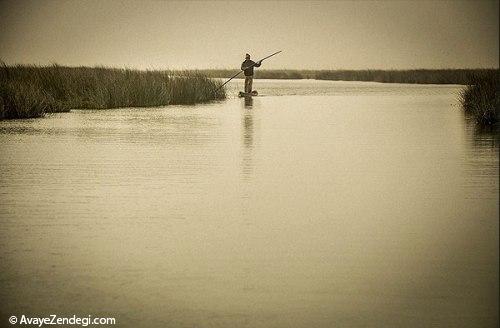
[1,80,498,327]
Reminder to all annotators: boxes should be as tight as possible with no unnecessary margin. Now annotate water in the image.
[0,80,498,327]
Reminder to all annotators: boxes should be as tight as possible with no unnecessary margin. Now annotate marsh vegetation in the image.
[460,74,499,126]
[1,65,497,126]
[0,64,225,119]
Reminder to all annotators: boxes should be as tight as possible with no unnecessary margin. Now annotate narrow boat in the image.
[238,90,258,97]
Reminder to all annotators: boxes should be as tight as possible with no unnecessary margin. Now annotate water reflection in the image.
[243,96,253,108]
[241,100,255,182]
[463,119,499,199]
[469,122,499,149]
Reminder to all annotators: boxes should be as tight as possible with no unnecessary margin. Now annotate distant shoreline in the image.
[199,68,498,85]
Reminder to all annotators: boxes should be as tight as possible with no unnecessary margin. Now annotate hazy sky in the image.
[0,0,498,69]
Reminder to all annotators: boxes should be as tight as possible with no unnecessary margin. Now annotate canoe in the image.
[238,90,258,97]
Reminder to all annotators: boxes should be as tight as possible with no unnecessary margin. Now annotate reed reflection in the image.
[463,120,499,198]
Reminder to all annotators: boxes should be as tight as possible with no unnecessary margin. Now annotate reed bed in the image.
[0,64,225,119]
[460,73,499,126]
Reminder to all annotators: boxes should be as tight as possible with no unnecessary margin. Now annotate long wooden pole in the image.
[217,51,282,90]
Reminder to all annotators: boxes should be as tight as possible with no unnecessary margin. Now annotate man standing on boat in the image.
[241,53,261,93]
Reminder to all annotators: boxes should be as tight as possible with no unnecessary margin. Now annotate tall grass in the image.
[0,64,225,119]
[460,73,499,126]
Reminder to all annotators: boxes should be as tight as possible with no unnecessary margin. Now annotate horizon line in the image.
[1,61,499,72]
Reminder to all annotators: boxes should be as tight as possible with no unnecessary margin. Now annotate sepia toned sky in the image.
[0,0,498,70]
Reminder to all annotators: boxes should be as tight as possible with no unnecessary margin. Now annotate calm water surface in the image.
[0,80,498,327]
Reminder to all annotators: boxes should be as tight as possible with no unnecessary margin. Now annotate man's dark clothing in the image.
[241,59,261,76]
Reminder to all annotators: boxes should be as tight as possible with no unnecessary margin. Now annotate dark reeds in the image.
[195,68,498,84]
[315,69,498,84]
[0,64,225,119]
[460,72,499,126]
